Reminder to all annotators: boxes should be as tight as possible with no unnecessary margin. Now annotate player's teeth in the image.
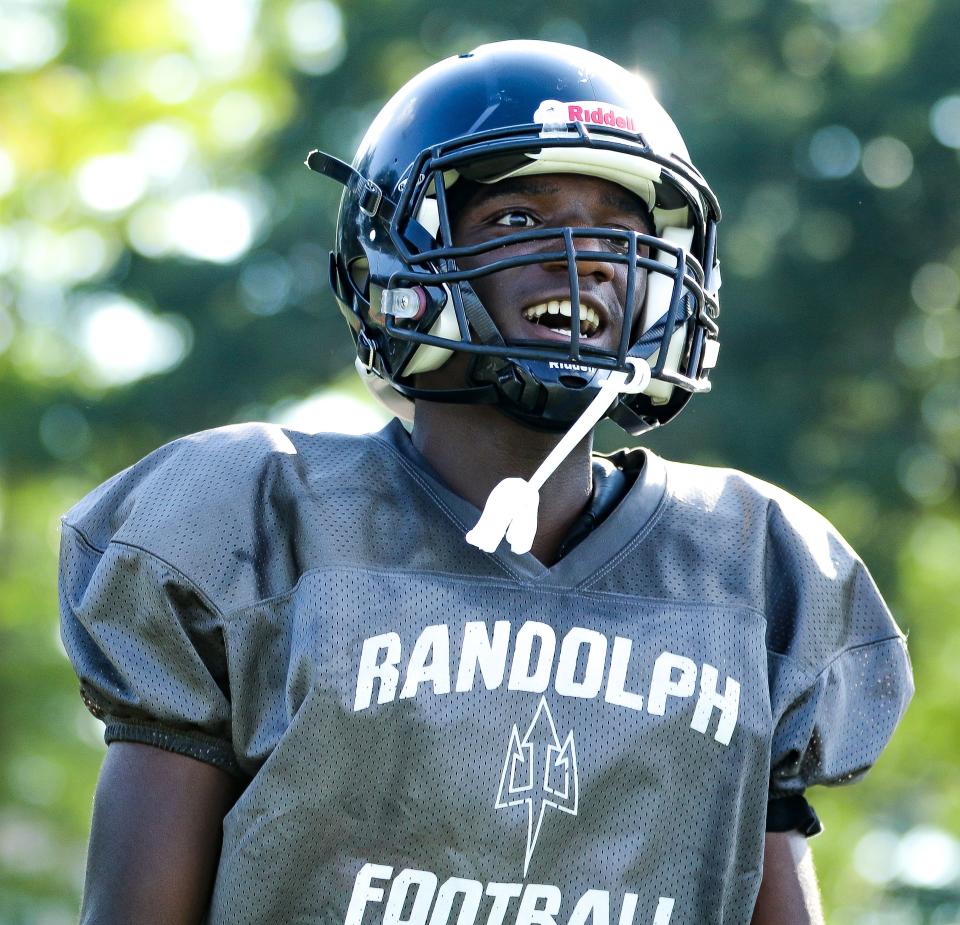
[522,302,602,336]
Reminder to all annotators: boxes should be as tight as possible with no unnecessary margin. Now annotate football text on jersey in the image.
[345,865,675,925]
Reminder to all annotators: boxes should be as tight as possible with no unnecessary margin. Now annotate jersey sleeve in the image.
[766,794,822,837]
[763,490,913,804]
[59,521,242,777]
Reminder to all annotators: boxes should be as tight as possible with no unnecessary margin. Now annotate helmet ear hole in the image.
[347,257,370,300]
[558,374,591,389]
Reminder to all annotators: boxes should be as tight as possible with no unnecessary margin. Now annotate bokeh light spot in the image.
[808,125,861,178]
[0,7,65,72]
[285,0,346,75]
[930,95,960,149]
[0,147,16,197]
[797,209,854,261]
[861,136,913,189]
[270,390,389,435]
[18,225,117,286]
[911,263,960,314]
[39,405,93,462]
[239,253,293,315]
[853,829,900,885]
[173,0,260,68]
[0,305,14,356]
[922,311,960,360]
[145,53,200,104]
[898,445,957,505]
[131,122,196,186]
[75,154,148,214]
[168,191,257,263]
[922,382,960,438]
[210,91,266,148]
[75,294,191,386]
[896,827,960,888]
[781,24,834,78]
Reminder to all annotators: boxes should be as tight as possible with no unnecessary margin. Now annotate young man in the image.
[60,41,912,924]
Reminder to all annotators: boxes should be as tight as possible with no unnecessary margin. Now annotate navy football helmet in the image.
[307,40,721,434]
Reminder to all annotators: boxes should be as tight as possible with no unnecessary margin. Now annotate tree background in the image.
[0,0,958,921]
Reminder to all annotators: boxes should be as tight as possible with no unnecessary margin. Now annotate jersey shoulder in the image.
[652,456,901,661]
[61,422,383,609]
[661,456,846,555]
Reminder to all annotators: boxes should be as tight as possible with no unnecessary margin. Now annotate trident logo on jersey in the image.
[495,697,579,876]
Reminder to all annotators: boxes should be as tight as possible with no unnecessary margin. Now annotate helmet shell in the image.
[324,40,720,434]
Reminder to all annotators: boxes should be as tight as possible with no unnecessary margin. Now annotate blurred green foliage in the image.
[0,0,958,921]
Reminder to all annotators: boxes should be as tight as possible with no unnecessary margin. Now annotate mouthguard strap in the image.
[465,357,652,555]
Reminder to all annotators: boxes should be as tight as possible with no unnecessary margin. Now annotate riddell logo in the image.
[548,361,591,372]
[534,99,637,132]
[567,104,635,131]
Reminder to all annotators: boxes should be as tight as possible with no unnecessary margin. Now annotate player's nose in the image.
[540,233,616,283]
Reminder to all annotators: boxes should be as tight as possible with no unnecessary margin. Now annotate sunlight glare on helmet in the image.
[627,68,657,100]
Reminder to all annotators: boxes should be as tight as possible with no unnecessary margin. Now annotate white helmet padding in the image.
[640,225,694,406]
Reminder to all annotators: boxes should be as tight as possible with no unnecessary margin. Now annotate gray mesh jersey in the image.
[59,419,912,925]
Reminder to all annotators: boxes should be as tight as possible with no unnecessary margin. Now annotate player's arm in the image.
[750,831,825,925]
[80,742,244,925]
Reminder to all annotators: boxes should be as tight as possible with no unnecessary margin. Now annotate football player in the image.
[60,41,912,925]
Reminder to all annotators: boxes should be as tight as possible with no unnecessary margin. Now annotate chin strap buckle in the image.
[358,330,377,372]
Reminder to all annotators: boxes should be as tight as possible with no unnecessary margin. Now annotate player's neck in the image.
[410,402,593,566]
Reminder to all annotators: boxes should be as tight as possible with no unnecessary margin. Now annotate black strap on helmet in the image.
[305,150,397,221]
[453,280,505,348]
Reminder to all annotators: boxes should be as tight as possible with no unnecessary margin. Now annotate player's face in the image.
[448,174,652,351]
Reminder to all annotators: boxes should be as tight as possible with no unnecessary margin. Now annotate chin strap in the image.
[465,357,652,555]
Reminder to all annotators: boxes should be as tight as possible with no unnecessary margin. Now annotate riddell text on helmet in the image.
[566,104,636,131]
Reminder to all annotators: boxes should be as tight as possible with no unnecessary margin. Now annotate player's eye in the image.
[494,210,536,228]
[602,227,646,254]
